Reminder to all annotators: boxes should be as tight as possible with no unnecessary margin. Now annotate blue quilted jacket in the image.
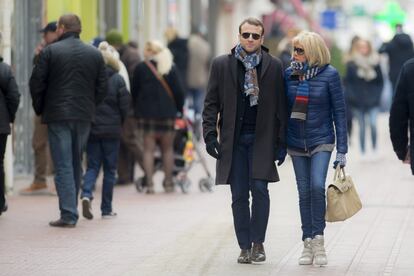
[285,65,348,154]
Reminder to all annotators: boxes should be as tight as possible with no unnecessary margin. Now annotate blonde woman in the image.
[131,40,185,194]
[344,38,383,155]
[284,31,348,265]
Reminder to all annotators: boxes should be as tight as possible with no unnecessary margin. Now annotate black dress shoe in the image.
[251,243,266,262]
[49,219,76,228]
[237,249,252,264]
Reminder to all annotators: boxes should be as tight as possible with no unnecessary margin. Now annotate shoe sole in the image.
[82,200,93,220]
[49,223,76,228]
[251,257,266,262]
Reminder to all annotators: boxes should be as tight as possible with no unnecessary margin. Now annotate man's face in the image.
[43,31,58,45]
[238,23,264,53]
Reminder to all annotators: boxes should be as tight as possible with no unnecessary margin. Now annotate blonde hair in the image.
[145,40,173,75]
[164,27,178,43]
[292,31,331,67]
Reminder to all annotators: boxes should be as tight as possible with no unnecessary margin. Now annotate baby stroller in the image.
[135,116,214,194]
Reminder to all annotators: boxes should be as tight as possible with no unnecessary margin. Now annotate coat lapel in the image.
[228,54,238,87]
[260,52,271,81]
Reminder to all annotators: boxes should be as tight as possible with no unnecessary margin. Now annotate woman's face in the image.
[356,40,370,56]
[144,47,154,59]
[292,43,307,63]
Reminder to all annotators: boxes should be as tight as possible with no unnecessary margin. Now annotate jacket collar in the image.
[228,45,270,85]
[58,32,80,41]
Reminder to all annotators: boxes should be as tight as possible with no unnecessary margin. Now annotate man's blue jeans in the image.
[48,121,91,224]
[291,151,331,241]
[187,88,205,116]
[81,138,120,215]
[229,133,269,250]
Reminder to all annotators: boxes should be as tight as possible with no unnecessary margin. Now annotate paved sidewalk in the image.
[1,114,414,275]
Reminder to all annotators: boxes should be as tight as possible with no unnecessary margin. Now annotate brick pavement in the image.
[1,114,414,276]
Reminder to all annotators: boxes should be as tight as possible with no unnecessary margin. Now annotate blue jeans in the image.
[48,121,91,223]
[81,138,120,215]
[291,151,331,241]
[187,88,205,116]
[229,133,269,250]
[354,108,378,153]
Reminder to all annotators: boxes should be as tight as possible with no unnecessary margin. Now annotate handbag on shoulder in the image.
[325,167,362,222]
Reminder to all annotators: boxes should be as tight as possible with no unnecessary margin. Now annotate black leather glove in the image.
[276,147,287,166]
[206,138,221,159]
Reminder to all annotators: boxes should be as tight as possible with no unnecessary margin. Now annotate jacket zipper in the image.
[302,122,307,151]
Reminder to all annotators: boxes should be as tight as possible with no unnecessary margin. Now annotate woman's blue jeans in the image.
[291,151,331,241]
[354,107,378,153]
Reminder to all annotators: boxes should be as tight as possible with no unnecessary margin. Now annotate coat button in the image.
[239,117,243,121]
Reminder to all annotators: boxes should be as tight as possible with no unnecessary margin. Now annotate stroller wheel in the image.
[199,178,214,193]
[176,178,191,194]
[135,176,146,193]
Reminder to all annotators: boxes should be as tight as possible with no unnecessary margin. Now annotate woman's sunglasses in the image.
[294,47,305,55]
[241,32,262,40]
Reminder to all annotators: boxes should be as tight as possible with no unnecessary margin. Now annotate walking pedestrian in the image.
[106,29,143,185]
[131,40,185,194]
[202,17,287,264]
[390,58,414,174]
[20,21,58,196]
[379,24,414,94]
[186,30,211,140]
[81,42,130,220]
[344,38,383,156]
[285,31,348,266]
[0,55,20,216]
[30,14,107,227]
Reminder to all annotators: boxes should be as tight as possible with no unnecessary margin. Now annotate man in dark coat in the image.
[202,17,287,264]
[30,14,107,227]
[379,24,414,93]
[390,58,414,174]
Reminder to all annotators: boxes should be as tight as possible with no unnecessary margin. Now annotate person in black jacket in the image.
[379,24,414,94]
[80,42,130,220]
[202,18,287,264]
[0,57,20,216]
[345,38,383,155]
[29,14,107,228]
[132,40,185,194]
[390,58,414,174]
[165,27,188,89]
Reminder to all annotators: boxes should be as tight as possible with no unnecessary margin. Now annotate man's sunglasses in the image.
[294,47,305,55]
[241,32,262,40]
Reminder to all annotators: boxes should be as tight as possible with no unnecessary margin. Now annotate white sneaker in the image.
[312,235,328,266]
[298,238,313,265]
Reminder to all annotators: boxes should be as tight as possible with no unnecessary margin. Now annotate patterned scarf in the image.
[290,60,320,121]
[234,43,262,106]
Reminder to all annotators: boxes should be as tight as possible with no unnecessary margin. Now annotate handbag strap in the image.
[333,166,346,181]
[144,60,176,105]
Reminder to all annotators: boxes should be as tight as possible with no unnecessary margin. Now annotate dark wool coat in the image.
[30,32,107,123]
[344,61,383,110]
[132,61,185,119]
[202,46,287,184]
[390,58,414,174]
[0,58,20,134]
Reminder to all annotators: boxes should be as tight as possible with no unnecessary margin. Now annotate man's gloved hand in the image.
[276,147,287,166]
[206,138,221,159]
[333,152,346,169]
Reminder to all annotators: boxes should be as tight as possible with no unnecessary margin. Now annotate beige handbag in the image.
[325,167,362,222]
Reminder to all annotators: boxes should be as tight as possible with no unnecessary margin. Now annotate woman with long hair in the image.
[131,40,185,194]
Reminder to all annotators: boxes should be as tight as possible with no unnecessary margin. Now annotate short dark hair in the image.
[239,17,264,35]
[58,14,82,34]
